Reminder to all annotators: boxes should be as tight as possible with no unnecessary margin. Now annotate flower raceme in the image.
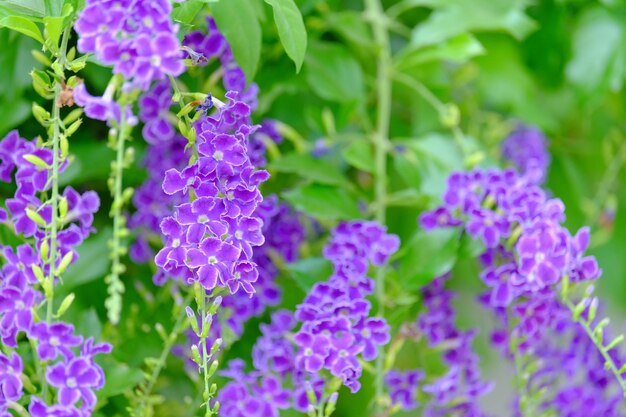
[156,91,270,295]
[75,0,184,89]
[0,131,110,416]
[217,221,399,416]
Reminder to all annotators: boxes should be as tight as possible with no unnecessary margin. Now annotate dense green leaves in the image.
[212,0,262,80]
[395,33,484,70]
[264,0,307,72]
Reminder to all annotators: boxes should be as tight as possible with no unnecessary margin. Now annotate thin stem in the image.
[8,402,30,417]
[586,137,626,224]
[563,297,626,395]
[199,294,212,417]
[393,72,469,158]
[136,292,194,415]
[42,26,71,398]
[107,108,127,324]
[364,0,392,413]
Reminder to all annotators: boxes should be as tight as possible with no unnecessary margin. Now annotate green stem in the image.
[586,137,626,224]
[393,72,468,157]
[364,0,392,413]
[563,297,626,395]
[42,26,71,398]
[199,294,212,417]
[8,402,30,417]
[136,292,194,415]
[107,108,127,324]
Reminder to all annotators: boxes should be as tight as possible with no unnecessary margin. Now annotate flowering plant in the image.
[1,1,626,416]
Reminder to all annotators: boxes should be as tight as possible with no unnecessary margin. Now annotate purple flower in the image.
[28,397,84,417]
[0,285,38,346]
[502,125,550,183]
[385,369,424,410]
[47,357,104,409]
[75,0,184,88]
[0,352,23,405]
[31,323,83,361]
[294,332,330,372]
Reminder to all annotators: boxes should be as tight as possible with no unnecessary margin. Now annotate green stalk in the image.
[364,0,392,413]
[42,26,71,400]
[106,108,127,324]
[200,295,212,417]
[136,292,194,415]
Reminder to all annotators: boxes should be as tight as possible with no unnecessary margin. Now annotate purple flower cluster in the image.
[0,131,110,415]
[419,161,622,413]
[75,0,184,88]
[385,369,424,410]
[418,276,493,416]
[156,91,269,294]
[501,125,550,184]
[218,222,397,415]
[293,221,398,393]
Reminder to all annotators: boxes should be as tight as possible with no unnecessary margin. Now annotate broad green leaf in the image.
[412,0,535,47]
[212,0,262,80]
[566,7,625,93]
[327,11,372,47]
[43,0,63,16]
[264,0,307,72]
[269,152,349,187]
[397,228,461,290]
[283,184,361,220]
[0,97,30,135]
[0,0,45,19]
[97,360,144,400]
[0,15,43,43]
[286,257,333,292]
[62,228,112,291]
[342,140,375,173]
[395,33,484,70]
[171,0,205,26]
[305,41,364,102]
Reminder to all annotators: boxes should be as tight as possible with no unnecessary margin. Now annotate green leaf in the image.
[395,33,484,70]
[264,0,307,72]
[305,41,364,102]
[286,257,333,292]
[171,0,205,26]
[0,0,45,19]
[62,228,112,291]
[282,184,361,220]
[397,228,461,290]
[326,11,372,47]
[212,0,261,80]
[342,140,375,173]
[566,7,625,93]
[97,360,144,400]
[0,15,43,43]
[412,0,535,47]
[269,152,349,187]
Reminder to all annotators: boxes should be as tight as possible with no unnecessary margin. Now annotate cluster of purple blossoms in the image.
[385,369,425,410]
[217,222,397,415]
[501,125,550,184]
[293,221,398,393]
[0,131,110,415]
[419,151,624,412]
[75,0,184,89]
[156,90,269,294]
[421,167,601,349]
[419,276,493,416]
